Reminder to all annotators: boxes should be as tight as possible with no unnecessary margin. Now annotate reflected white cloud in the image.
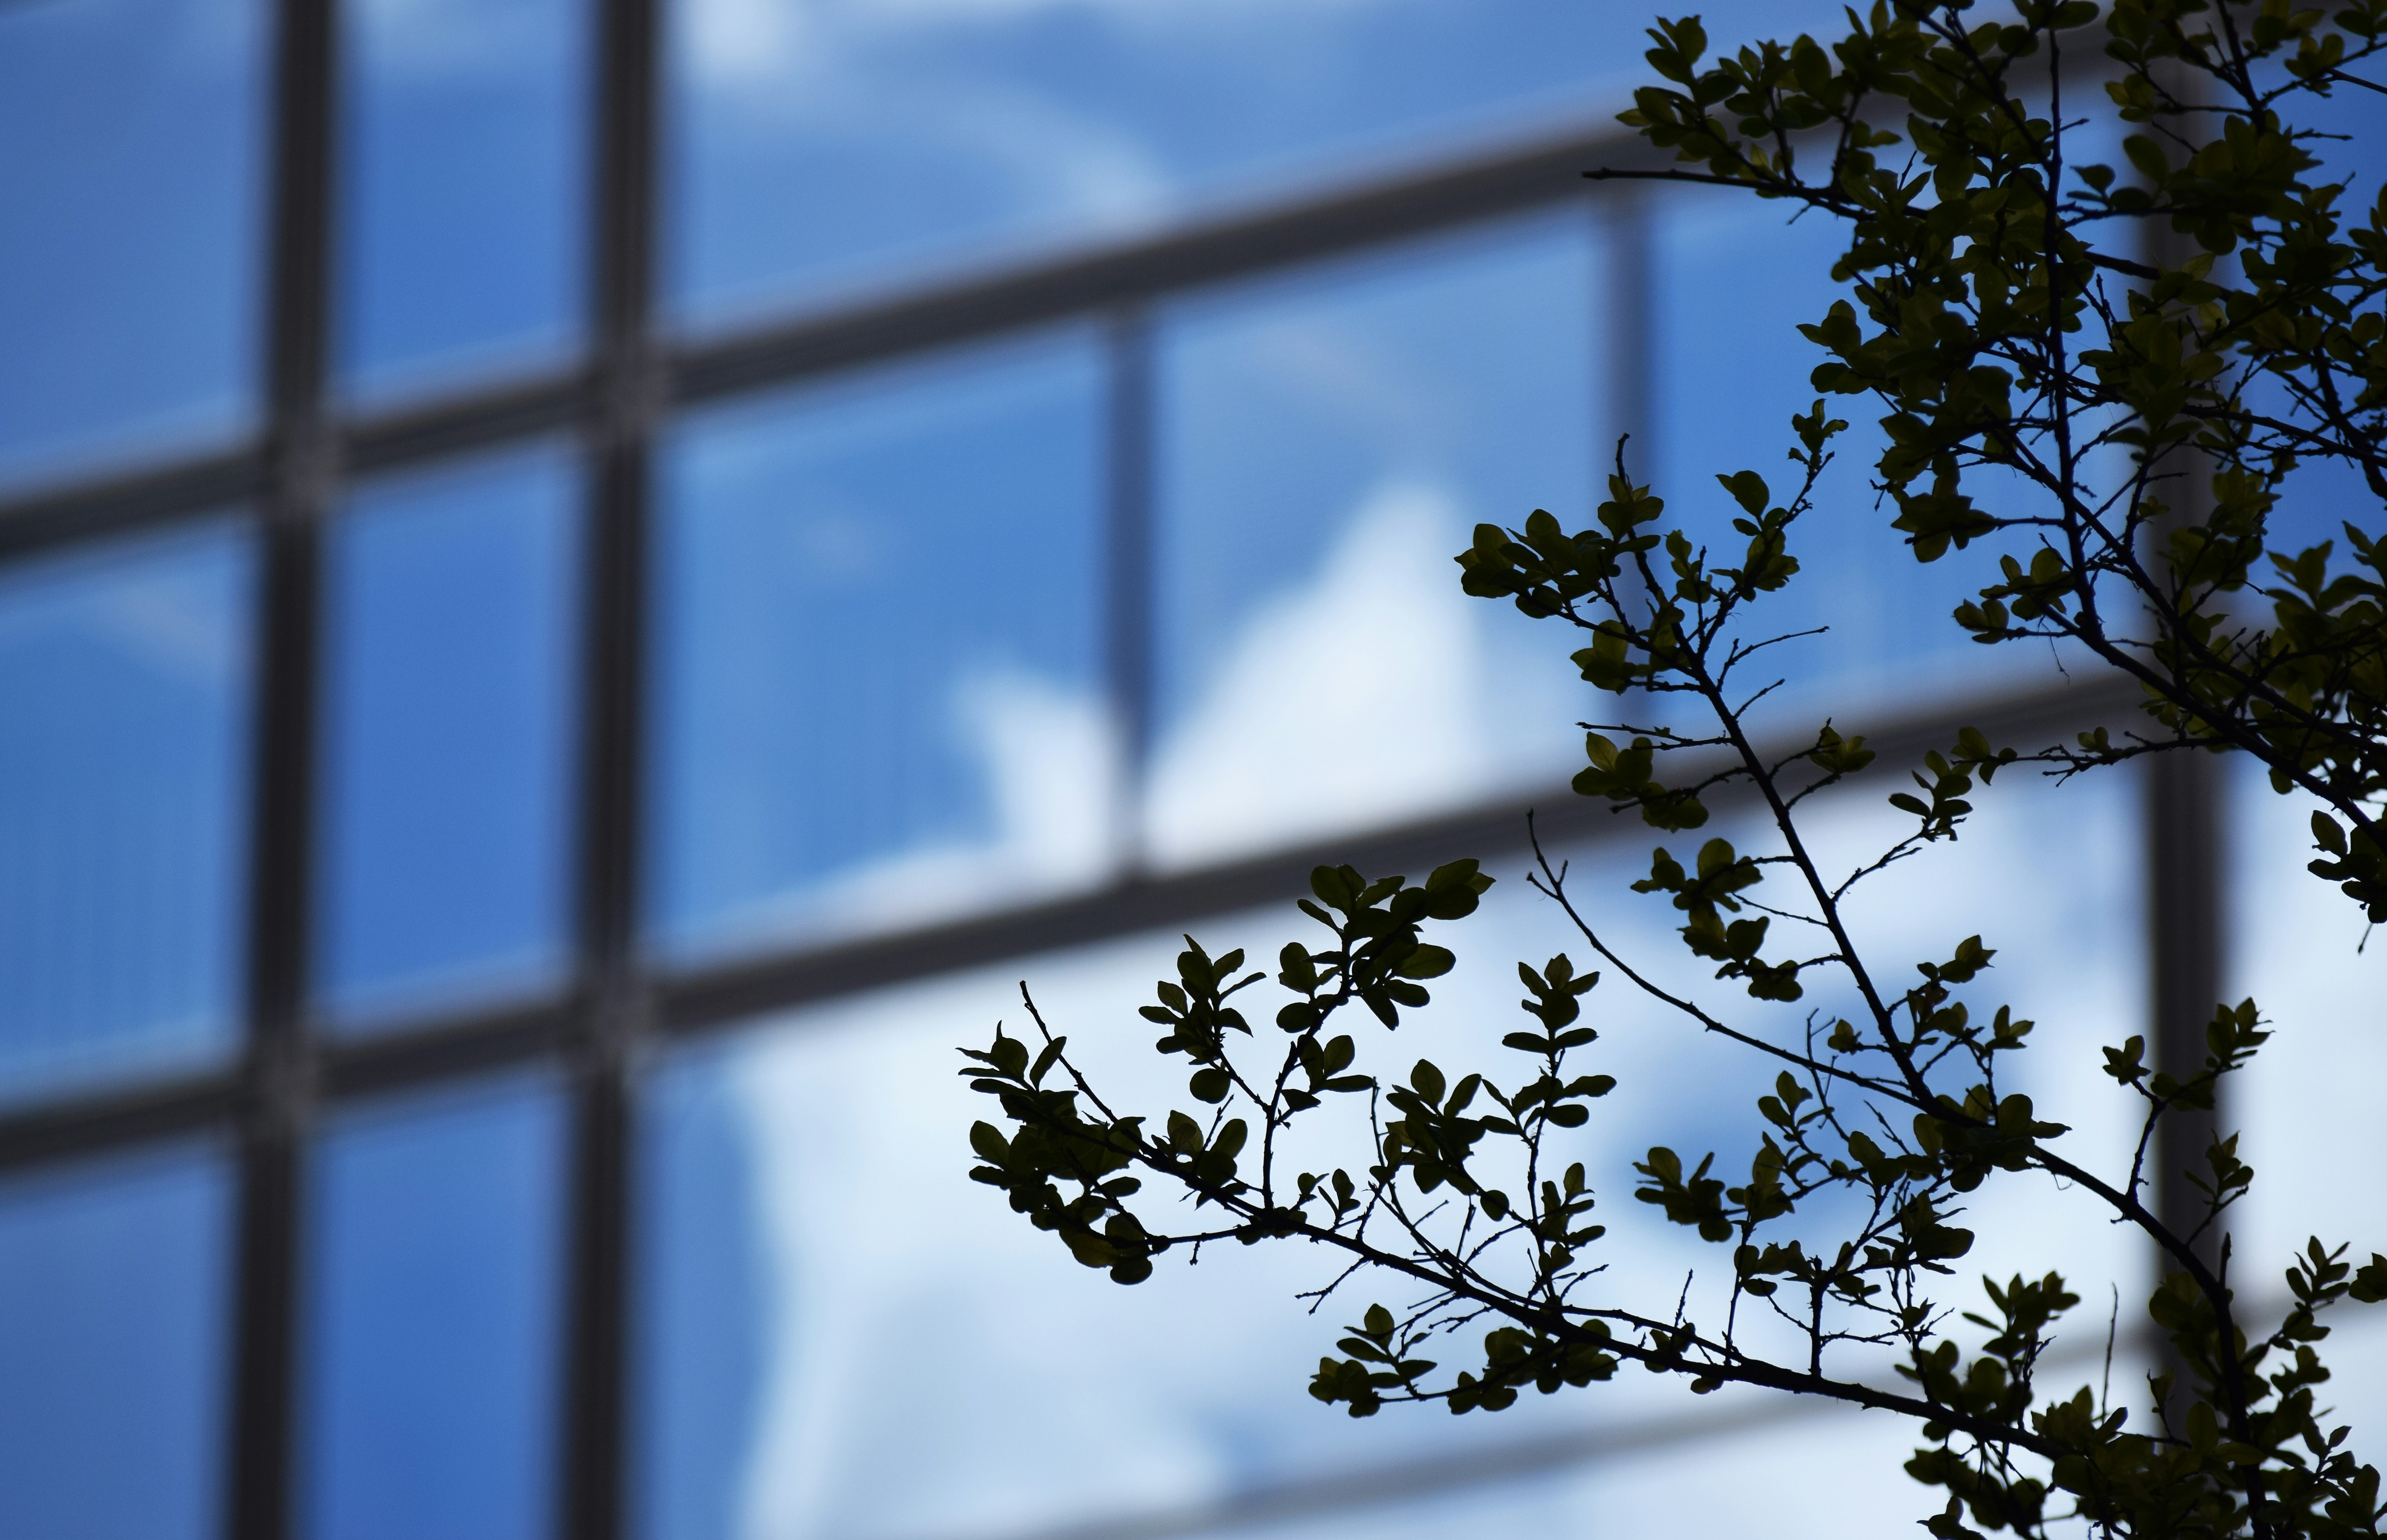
[1146,479,1496,865]
[2228,765,2387,1465]
[703,668,1116,949]
[714,467,1566,944]
[693,760,2155,1538]
[684,0,1379,87]
[715,891,1638,1540]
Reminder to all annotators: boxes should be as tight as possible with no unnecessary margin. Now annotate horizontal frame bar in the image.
[0,670,2137,1175]
[0,117,1659,565]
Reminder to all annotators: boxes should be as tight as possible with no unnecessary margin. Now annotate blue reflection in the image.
[317,445,579,1027]
[0,0,264,490]
[663,0,1857,330]
[0,1146,232,1540]
[2249,82,2387,558]
[301,1076,565,1540]
[1151,215,1598,865]
[0,525,253,1102]
[1652,190,2040,725]
[634,1050,768,1540]
[650,331,1107,961]
[337,0,586,403]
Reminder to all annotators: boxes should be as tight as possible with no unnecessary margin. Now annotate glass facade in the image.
[0,5,2334,1539]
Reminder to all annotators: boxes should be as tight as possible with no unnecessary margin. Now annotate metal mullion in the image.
[2149,750,2223,1260]
[227,0,340,1535]
[1104,309,1156,873]
[2139,70,2226,1290]
[0,451,261,564]
[559,0,660,1534]
[0,1076,241,1174]
[1603,187,1655,485]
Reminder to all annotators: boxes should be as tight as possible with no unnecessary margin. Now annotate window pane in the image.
[0,0,265,491]
[316,447,579,1027]
[0,1146,232,1540]
[650,332,1107,963]
[1151,216,1596,868]
[2227,759,2387,1447]
[1650,191,2062,727]
[633,1054,769,1540]
[631,769,2141,1540]
[662,0,1853,332]
[337,0,586,404]
[302,1076,566,1540]
[0,524,253,1103]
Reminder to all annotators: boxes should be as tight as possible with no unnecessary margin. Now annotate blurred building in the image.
[1,2,2381,1538]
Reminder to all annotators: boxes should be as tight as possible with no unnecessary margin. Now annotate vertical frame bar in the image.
[2148,750,2223,1266]
[227,0,340,1535]
[1104,308,1156,876]
[561,0,661,1534]
[1602,187,1656,484]
[2138,62,2227,1286]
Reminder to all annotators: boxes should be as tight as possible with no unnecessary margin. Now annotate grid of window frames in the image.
[0,2,2245,1538]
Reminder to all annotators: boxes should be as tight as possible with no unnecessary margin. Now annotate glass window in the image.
[316,446,579,1029]
[0,1145,232,1540]
[300,1075,567,1540]
[633,1050,770,1540]
[1649,189,2062,731]
[0,524,253,1104]
[1150,215,1598,869]
[649,331,1108,964]
[660,0,1857,333]
[632,764,2141,1540]
[2227,759,2387,1443]
[337,0,587,405]
[0,0,265,492]
[2247,78,2387,560]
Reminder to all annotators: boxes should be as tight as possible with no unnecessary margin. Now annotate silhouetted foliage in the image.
[964,4,2387,1534]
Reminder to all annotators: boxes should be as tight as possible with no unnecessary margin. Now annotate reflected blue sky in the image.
[663,0,1853,329]
[0,0,263,491]
[0,523,253,1102]
[338,0,586,403]
[0,1145,232,1540]
[301,1076,566,1540]
[1651,188,2059,730]
[650,330,1107,961]
[317,444,580,1027]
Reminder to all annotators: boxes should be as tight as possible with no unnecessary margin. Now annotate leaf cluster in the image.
[958,4,2387,1536]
